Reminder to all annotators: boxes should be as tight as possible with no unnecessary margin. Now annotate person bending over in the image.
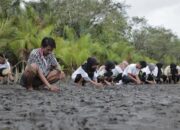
[139,63,157,84]
[97,60,115,85]
[71,57,103,87]
[112,60,129,84]
[122,61,147,84]
[20,37,65,91]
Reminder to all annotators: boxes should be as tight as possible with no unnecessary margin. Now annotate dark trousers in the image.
[74,74,86,86]
[122,75,134,84]
[113,73,122,83]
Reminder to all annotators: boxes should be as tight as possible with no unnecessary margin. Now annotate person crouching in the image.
[71,57,103,88]
[97,60,115,85]
[139,63,157,84]
[122,61,147,84]
[20,37,65,92]
[112,60,129,85]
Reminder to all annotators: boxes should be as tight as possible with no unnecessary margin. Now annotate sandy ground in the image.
[0,81,180,130]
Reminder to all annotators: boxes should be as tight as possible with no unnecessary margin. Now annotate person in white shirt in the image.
[164,63,179,83]
[72,57,103,87]
[0,54,14,82]
[122,61,147,84]
[112,61,129,84]
[140,63,157,84]
[97,60,115,85]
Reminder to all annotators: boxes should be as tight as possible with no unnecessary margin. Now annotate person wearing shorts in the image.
[20,37,65,91]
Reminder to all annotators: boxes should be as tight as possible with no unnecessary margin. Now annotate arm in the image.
[135,75,142,84]
[28,52,59,92]
[128,73,137,82]
[89,80,103,88]
[128,73,141,84]
[146,80,156,84]
[103,80,112,86]
[37,66,59,92]
[50,55,65,79]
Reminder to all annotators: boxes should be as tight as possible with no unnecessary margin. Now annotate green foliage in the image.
[0,18,16,46]
[55,35,91,70]
[131,19,180,64]
[0,0,179,73]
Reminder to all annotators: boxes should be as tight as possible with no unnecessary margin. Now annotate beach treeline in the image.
[0,0,180,73]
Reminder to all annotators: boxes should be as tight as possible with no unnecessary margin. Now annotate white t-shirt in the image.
[142,66,158,77]
[164,66,170,76]
[153,66,158,77]
[177,66,180,74]
[112,65,123,77]
[0,60,11,69]
[177,66,180,70]
[71,66,98,81]
[97,66,106,77]
[141,66,150,75]
[122,64,140,76]
[164,65,180,75]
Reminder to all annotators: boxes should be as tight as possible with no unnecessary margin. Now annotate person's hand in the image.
[95,82,103,88]
[59,71,65,80]
[49,85,60,92]
[104,80,112,86]
[27,87,33,91]
[136,80,142,84]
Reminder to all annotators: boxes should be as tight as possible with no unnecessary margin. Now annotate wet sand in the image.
[0,82,180,130]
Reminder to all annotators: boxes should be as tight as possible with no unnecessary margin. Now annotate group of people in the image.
[0,37,179,92]
[72,58,180,87]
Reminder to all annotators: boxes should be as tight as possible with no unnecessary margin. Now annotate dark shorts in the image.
[20,74,43,89]
[74,74,86,86]
[0,68,6,77]
[113,73,122,83]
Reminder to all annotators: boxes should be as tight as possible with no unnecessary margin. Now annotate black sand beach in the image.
[0,82,180,130]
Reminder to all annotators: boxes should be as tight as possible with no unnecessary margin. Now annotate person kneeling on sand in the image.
[112,60,129,85]
[97,60,115,86]
[139,63,157,84]
[0,53,14,83]
[71,57,103,87]
[20,37,65,92]
[122,61,147,84]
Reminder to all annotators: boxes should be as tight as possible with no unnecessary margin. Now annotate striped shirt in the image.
[28,48,59,76]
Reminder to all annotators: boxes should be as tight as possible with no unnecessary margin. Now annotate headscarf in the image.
[82,57,99,80]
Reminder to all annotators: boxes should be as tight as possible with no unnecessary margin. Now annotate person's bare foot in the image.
[27,86,33,91]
